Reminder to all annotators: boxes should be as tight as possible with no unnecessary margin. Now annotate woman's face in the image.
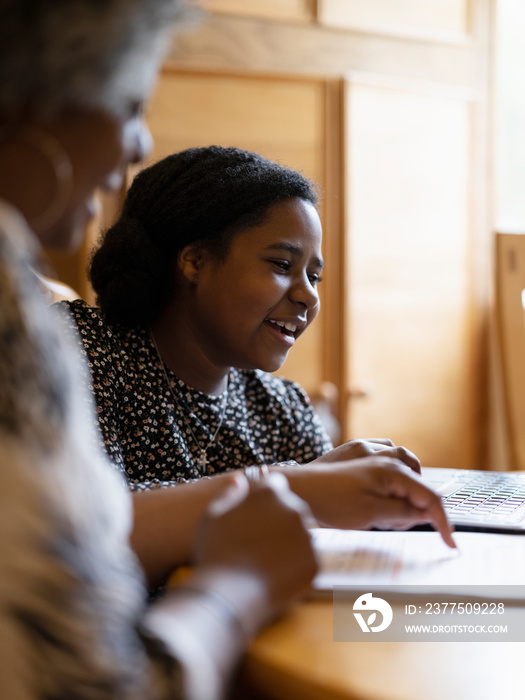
[189,197,324,373]
[39,104,151,250]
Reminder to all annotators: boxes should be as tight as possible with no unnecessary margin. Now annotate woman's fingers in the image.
[196,472,318,603]
[261,472,319,529]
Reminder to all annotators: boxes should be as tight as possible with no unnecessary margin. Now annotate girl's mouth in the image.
[264,318,298,338]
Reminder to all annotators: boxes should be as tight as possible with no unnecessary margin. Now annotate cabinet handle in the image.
[311,382,340,444]
[347,385,372,400]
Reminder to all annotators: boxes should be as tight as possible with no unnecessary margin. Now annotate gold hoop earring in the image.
[0,126,73,231]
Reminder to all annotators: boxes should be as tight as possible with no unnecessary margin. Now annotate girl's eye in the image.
[271,260,291,272]
[308,273,323,286]
[269,259,323,285]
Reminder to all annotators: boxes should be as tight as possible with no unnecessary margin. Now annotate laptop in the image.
[421,466,525,533]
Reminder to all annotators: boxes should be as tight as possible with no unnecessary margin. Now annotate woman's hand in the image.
[193,473,318,626]
[147,474,317,693]
[311,438,421,474]
[282,457,456,549]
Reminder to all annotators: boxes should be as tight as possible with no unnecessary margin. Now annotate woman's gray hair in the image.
[0,0,193,118]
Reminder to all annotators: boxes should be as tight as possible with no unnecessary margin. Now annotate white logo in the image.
[353,593,393,633]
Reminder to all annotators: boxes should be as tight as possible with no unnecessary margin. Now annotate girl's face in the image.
[188,197,324,373]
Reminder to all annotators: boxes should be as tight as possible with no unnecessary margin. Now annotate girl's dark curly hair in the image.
[90,145,319,328]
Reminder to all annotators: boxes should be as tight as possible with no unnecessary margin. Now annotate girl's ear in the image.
[177,243,207,283]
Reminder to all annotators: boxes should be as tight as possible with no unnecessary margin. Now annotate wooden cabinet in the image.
[133,66,487,468]
[201,0,315,23]
[49,1,494,468]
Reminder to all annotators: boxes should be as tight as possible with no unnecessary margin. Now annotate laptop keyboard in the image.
[442,472,525,525]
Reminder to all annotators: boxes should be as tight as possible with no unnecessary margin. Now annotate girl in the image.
[56,146,455,585]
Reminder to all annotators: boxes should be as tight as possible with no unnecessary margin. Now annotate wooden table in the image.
[234,597,525,700]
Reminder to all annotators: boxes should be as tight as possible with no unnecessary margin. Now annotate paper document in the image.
[312,529,525,593]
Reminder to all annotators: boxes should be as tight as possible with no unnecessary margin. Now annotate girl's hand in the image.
[283,458,455,549]
[311,438,421,474]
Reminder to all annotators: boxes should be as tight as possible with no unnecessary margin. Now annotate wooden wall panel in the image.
[319,0,472,43]
[201,0,315,23]
[344,79,478,468]
[167,13,485,88]
[139,69,342,399]
[144,72,324,175]
[45,1,493,467]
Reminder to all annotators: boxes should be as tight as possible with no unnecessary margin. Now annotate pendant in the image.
[197,449,207,472]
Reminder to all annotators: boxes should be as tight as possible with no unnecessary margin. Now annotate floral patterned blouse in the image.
[54,300,333,488]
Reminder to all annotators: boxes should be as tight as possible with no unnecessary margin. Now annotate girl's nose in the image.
[289,276,320,312]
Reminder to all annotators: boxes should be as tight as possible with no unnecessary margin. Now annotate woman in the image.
[0,3,318,699]
[56,146,455,585]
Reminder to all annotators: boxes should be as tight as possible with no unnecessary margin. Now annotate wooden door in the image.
[496,233,525,471]
[343,76,481,468]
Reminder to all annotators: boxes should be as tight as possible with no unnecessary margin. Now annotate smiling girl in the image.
[60,147,333,479]
[56,146,455,585]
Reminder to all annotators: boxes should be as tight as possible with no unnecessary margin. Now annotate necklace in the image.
[149,330,229,473]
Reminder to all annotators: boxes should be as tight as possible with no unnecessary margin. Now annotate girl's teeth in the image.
[268,319,298,333]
